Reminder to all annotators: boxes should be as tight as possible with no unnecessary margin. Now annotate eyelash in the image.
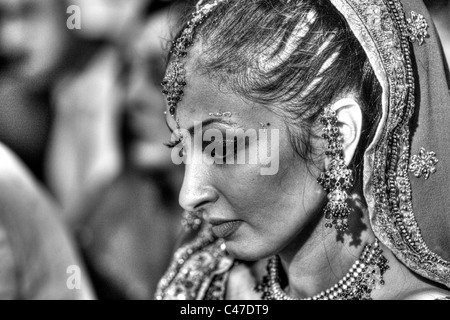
[163,137,240,166]
[206,138,239,166]
[164,130,185,149]
[164,137,185,159]
[164,139,182,149]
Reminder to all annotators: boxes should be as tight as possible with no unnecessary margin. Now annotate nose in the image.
[179,162,219,212]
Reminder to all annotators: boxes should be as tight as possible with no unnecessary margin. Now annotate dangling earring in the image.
[317,106,354,232]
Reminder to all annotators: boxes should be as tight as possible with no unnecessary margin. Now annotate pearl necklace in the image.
[258,239,390,300]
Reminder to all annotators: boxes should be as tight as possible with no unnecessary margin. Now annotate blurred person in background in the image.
[0,0,184,299]
[58,1,185,299]
[0,0,94,300]
[0,0,71,183]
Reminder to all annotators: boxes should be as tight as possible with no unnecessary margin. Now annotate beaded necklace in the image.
[258,239,390,300]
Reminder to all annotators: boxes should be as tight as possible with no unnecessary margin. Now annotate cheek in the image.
[238,164,322,228]
[218,151,325,259]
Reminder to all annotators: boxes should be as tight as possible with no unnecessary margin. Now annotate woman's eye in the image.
[203,137,238,164]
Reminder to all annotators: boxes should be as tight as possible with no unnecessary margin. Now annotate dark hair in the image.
[171,0,382,186]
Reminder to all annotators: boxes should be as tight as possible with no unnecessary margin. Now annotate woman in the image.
[156,0,450,300]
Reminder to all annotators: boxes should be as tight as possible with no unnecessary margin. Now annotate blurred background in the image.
[0,0,448,300]
[423,0,450,70]
[0,0,187,300]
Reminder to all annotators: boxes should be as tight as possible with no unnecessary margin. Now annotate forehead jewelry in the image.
[161,0,226,128]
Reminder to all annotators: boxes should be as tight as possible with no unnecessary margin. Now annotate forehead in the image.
[164,59,258,129]
[163,43,287,133]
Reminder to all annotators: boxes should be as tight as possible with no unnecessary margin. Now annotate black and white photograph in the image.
[0,0,449,305]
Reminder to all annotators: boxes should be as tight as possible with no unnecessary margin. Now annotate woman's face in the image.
[165,56,327,261]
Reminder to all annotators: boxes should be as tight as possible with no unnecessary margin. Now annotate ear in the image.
[325,97,362,168]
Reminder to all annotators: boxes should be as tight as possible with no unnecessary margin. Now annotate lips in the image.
[209,220,242,239]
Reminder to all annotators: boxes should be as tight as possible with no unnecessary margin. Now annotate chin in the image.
[223,237,274,262]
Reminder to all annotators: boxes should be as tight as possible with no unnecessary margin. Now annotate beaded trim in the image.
[330,0,450,286]
[209,112,233,118]
[258,239,389,300]
[155,227,233,300]
[155,227,215,300]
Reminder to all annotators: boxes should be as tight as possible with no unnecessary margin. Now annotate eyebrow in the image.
[165,118,237,135]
